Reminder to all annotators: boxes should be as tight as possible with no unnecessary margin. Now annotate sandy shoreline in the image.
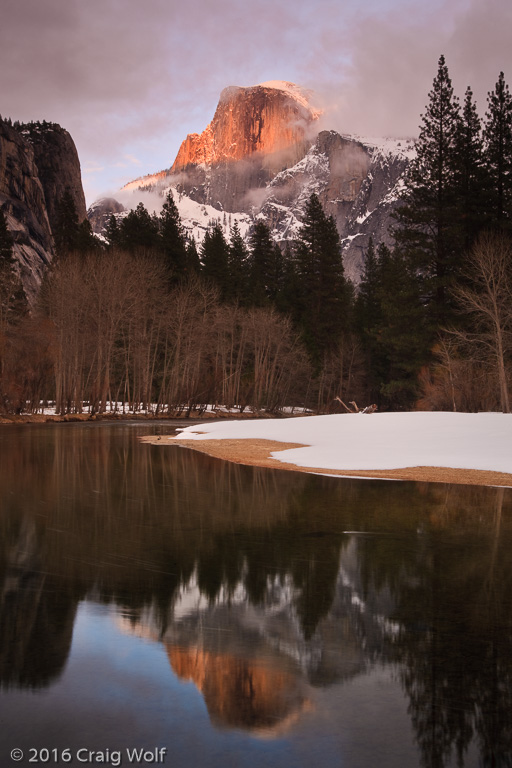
[141,436,512,487]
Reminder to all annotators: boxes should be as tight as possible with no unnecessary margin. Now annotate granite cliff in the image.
[124,81,321,214]
[19,122,87,233]
[0,119,54,297]
[0,118,86,298]
[172,82,319,173]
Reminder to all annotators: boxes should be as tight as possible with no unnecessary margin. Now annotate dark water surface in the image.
[0,422,511,768]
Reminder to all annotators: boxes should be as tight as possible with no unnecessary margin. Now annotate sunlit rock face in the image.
[172,82,320,173]
[124,82,321,213]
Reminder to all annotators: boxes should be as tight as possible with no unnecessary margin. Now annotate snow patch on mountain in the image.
[351,135,417,162]
[166,184,252,244]
[103,182,253,247]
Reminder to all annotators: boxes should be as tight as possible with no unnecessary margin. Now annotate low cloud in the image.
[2,0,510,205]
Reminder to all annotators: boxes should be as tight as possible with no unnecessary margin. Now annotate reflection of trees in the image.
[0,424,358,642]
[1,422,512,766]
[355,485,512,768]
[0,424,352,688]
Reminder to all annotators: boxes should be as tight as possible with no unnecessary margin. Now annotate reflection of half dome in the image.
[167,645,310,735]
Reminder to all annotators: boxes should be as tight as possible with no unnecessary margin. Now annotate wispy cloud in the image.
[1,0,510,204]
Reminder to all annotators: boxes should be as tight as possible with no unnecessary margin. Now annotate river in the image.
[0,422,511,767]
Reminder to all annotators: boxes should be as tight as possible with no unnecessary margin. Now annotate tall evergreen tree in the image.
[227,221,249,303]
[453,86,487,250]
[76,218,99,253]
[247,221,282,306]
[374,245,431,409]
[0,208,26,340]
[293,193,348,366]
[53,189,80,256]
[483,71,512,228]
[105,214,121,248]
[160,191,189,281]
[200,223,230,300]
[355,237,380,334]
[355,237,382,400]
[185,236,200,275]
[119,202,160,252]
[0,208,14,265]
[393,55,461,326]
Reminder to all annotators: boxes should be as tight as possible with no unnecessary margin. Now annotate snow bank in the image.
[173,412,512,474]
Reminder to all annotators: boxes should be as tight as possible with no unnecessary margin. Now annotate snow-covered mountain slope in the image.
[90,82,416,282]
[89,184,253,247]
[90,130,414,282]
[165,185,253,243]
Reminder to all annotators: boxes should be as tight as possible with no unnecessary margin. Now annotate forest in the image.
[1,56,512,416]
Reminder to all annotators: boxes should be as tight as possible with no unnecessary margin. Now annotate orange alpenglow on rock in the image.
[171,81,322,172]
[167,644,309,733]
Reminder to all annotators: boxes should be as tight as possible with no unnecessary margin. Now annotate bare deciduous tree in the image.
[449,233,512,413]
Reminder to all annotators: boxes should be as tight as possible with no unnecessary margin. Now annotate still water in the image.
[0,422,511,768]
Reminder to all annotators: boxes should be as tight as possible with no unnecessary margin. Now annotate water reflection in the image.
[0,423,512,766]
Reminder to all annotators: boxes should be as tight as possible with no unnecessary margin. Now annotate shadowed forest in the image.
[1,57,512,416]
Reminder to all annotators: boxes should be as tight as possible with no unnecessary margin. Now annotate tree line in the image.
[1,56,511,415]
[357,56,512,411]
[0,187,360,415]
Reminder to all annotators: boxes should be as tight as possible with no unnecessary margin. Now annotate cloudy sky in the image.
[1,0,510,206]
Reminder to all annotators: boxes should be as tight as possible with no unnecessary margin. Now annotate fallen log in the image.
[334,397,377,414]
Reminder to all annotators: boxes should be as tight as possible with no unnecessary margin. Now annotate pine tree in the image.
[0,209,26,342]
[355,238,383,402]
[294,193,348,366]
[185,236,200,275]
[374,246,431,409]
[53,189,80,256]
[76,218,99,253]
[200,223,230,300]
[355,237,380,333]
[227,221,249,303]
[483,71,512,227]
[453,86,487,250]
[160,191,189,281]
[393,55,461,327]
[105,214,121,248]
[119,202,160,252]
[0,208,14,265]
[247,221,281,306]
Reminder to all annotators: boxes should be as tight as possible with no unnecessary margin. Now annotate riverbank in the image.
[142,412,512,488]
[0,409,262,425]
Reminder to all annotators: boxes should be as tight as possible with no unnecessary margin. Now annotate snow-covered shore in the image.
[170,412,512,475]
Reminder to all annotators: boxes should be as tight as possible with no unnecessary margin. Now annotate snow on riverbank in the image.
[173,412,512,475]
